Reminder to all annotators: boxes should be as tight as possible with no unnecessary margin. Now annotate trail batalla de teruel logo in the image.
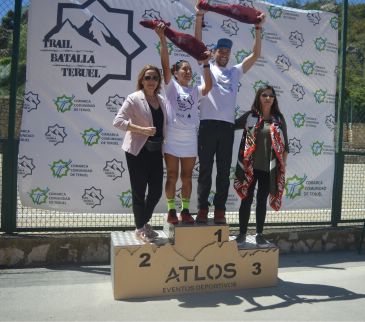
[42,0,146,94]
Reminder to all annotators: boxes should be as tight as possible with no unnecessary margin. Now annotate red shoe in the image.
[179,209,195,224]
[167,209,179,225]
[196,208,208,224]
[214,208,226,224]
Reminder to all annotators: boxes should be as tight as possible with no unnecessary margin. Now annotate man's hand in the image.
[256,12,266,27]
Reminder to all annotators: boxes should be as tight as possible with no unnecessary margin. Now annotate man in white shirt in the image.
[194,5,265,224]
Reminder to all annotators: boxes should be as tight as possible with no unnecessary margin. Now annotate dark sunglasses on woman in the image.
[261,93,275,98]
[144,75,159,81]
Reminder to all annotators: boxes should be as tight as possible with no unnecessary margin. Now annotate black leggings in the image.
[125,148,163,229]
[238,169,270,234]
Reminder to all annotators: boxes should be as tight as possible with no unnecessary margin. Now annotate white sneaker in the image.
[144,223,159,238]
[135,228,154,243]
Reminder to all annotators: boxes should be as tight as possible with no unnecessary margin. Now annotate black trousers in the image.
[125,148,163,229]
[197,120,235,210]
[239,169,270,234]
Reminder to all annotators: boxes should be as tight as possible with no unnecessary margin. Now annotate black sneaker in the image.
[235,233,246,244]
[255,233,269,245]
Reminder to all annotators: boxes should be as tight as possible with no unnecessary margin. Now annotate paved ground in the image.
[1,251,365,321]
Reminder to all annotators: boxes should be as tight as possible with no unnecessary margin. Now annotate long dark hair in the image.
[251,85,283,118]
[136,64,162,95]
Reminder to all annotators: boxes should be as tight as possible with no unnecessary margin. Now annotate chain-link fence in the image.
[1,0,364,233]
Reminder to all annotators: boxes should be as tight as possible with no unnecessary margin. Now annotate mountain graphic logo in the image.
[24,91,41,112]
[82,186,104,208]
[43,0,146,94]
[18,156,35,178]
[221,19,239,37]
[45,124,67,146]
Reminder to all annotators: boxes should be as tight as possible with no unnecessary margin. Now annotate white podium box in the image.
[111,223,279,300]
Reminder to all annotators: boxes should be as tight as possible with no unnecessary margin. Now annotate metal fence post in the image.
[331,0,348,227]
[1,0,22,233]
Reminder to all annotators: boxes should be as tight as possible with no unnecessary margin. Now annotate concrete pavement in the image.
[1,251,365,321]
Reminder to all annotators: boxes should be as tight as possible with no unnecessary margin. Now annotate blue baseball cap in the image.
[215,38,233,50]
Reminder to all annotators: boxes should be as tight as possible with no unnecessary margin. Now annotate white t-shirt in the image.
[199,63,244,124]
[164,78,203,130]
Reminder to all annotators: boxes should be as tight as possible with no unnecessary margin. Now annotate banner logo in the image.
[291,84,305,101]
[311,140,324,156]
[24,91,40,112]
[301,60,315,76]
[330,16,338,30]
[239,0,255,8]
[253,80,269,93]
[314,37,326,52]
[157,41,174,55]
[82,186,104,208]
[289,138,302,155]
[50,159,72,178]
[142,9,162,20]
[314,89,327,103]
[106,95,125,114]
[44,0,146,94]
[285,174,307,199]
[275,55,291,72]
[235,50,251,64]
[307,12,321,25]
[268,6,282,19]
[221,19,239,36]
[103,159,125,180]
[45,124,67,146]
[176,15,193,30]
[119,190,132,208]
[325,114,335,131]
[29,187,49,205]
[54,94,75,113]
[289,31,304,48]
[18,156,35,178]
[292,113,305,128]
[81,128,102,146]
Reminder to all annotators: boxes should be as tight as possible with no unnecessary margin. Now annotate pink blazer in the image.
[113,90,167,156]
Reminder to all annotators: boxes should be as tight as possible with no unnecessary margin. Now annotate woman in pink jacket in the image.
[113,65,167,243]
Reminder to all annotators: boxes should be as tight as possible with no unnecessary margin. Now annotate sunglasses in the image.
[143,75,159,81]
[261,93,275,98]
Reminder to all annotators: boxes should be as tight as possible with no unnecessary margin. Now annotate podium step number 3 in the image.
[111,222,279,300]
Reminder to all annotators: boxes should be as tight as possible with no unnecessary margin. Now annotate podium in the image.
[111,220,279,300]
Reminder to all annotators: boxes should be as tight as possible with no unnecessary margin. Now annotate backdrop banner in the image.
[18,0,338,212]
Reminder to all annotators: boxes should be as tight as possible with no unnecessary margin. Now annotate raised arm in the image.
[200,52,212,96]
[155,23,171,84]
[242,13,265,73]
[194,1,206,42]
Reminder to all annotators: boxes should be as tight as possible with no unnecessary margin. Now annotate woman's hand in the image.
[140,126,156,136]
[256,12,266,28]
[195,1,207,15]
[199,50,212,65]
[154,22,166,38]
